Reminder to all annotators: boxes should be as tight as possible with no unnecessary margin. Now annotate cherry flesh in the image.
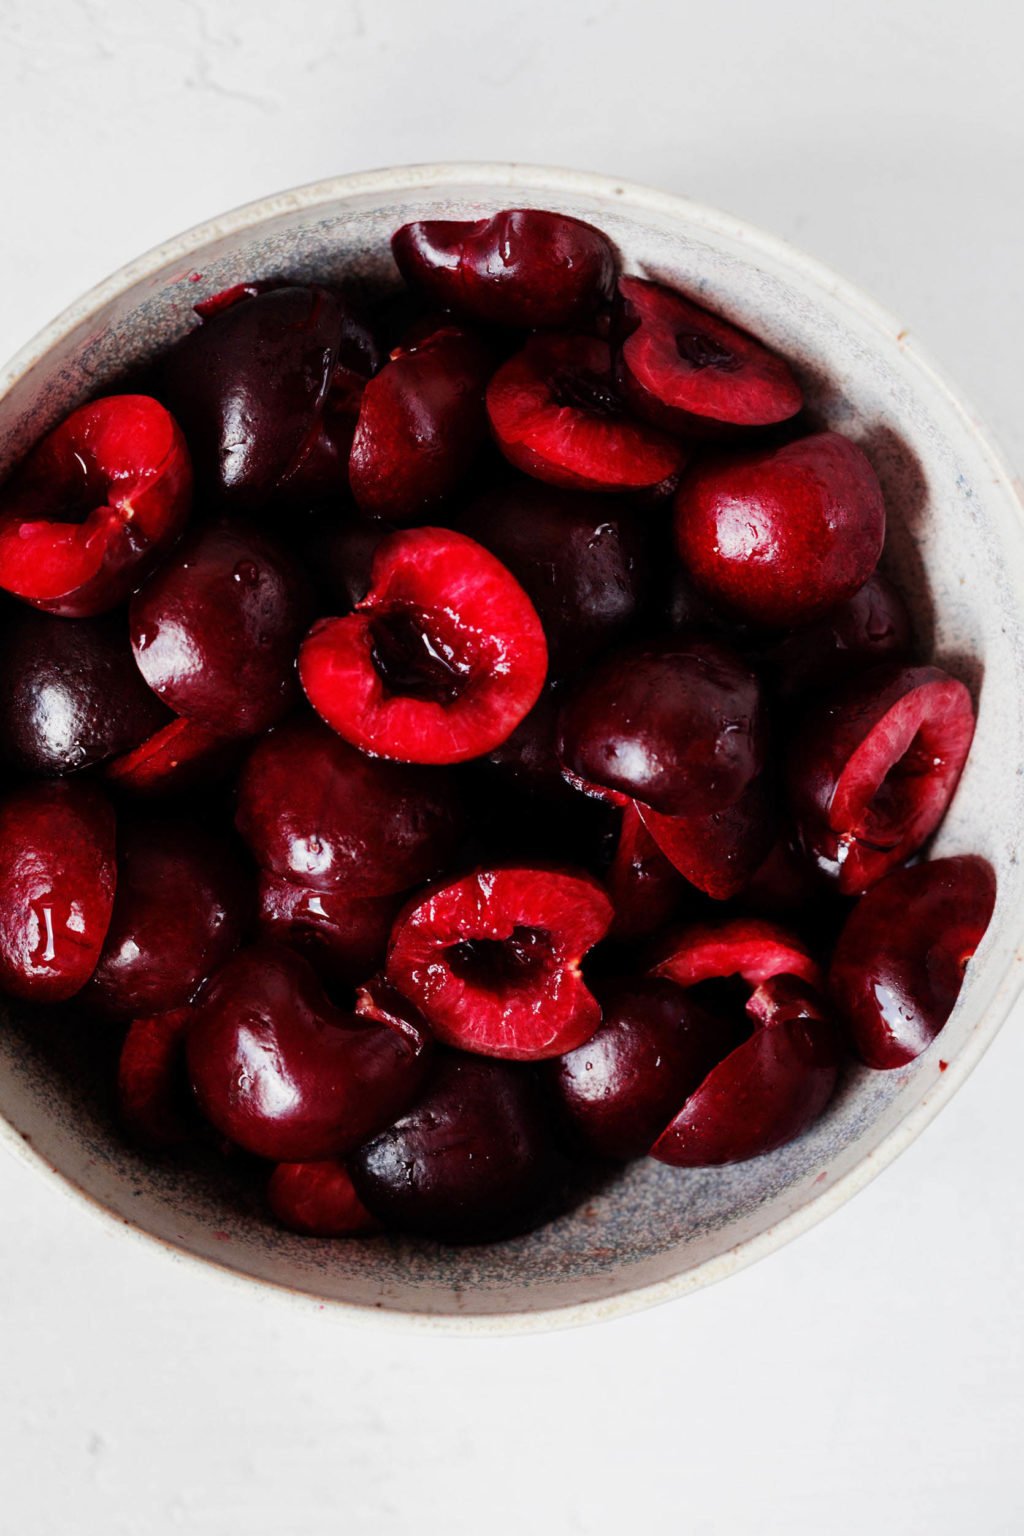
[268,1160,378,1237]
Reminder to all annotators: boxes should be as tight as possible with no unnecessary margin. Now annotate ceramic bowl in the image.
[1,163,1022,1333]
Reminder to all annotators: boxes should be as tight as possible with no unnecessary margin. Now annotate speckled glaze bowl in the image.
[1,164,1022,1333]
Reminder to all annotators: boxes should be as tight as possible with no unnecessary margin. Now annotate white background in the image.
[1,2,1022,1531]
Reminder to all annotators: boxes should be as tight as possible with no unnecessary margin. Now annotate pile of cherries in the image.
[0,208,996,1245]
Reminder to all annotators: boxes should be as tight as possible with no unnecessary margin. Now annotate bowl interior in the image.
[2,167,1023,1330]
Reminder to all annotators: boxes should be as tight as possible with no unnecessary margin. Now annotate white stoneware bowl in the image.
[1,164,1022,1333]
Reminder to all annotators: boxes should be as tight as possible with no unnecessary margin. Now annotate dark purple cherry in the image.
[349,1051,560,1242]
[84,815,250,1020]
[0,608,170,776]
[187,944,430,1162]
[756,573,914,701]
[558,638,766,817]
[130,520,313,736]
[235,715,461,897]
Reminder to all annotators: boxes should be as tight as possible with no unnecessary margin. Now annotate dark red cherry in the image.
[829,855,995,1068]
[487,334,687,493]
[392,209,616,328]
[787,663,976,894]
[348,327,491,521]
[349,1051,559,1242]
[456,478,653,675]
[117,1006,194,1149]
[386,866,614,1061]
[130,520,313,737]
[675,432,886,628]
[604,802,688,940]
[268,1160,378,1236]
[0,395,191,617]
[740,827,828,917]
[0,609,170,776]
[298,526,548,764]
[84,816,250,1020]
[104,716,241,799]
[554,978,731,1159]
[557,638,766,817]
[615,276,803,432]
[651,974,841,1166]
[0,780,116,1001]
[235,715,461,897]
[636,775,776,900]
[160,284,377,509]
[186,944,430,1161]
[756,573,914,701]
[257,874,401,991]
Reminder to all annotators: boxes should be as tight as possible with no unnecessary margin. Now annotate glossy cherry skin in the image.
[235,715,461,897]
[0,395,192,617]
[130,520,313,737]
[386,866,614,1061]
[0,781,116,1002]
[349,327,491,521]
[298,526,548,765]
[604,802,688,940]
[487,334,687,493]
[457,478,653,675]
[553,978,732,1159]
[349,1051,560,1242]
[755,573,914,702]
[0,609,170,776]
[829,855,995,1068]
[257,874,401,991]
[84,816,250,1020]
[787,663,976,894]
[652,974,842,1166]
[117,1006,195,1149]
[104,717,241,799]
[636,774,776,900]
[675,432,886,628]
[186,944,430,1161]
[392,210,617,328]
[160,285,377,509]
[268,1160,378,1236]
[616,275,803,432]
[557,638,766,818]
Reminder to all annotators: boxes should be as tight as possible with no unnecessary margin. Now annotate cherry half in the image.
[268,1160,379,1237]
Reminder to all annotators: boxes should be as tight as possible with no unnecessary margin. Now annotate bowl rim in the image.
[1,159,1022,1335]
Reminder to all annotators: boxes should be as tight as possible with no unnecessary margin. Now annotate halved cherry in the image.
[186,944,430,1161]
[298,526,548,764]
[651,973,841,1166]
[130,520,313,737]
[829,855,995,1068]
[235,715,461,896]
[652,915,823,991]
[0,395,191,617]
[257,874,402,991]
[349,326,492,521]
[104,717,241,798]
[117,1006,194,1149]
[487,334,687,493]
[636,776,776,900]
[553,977,730,1159]
[392,209,617,328]
[615,276,803,432]
[788,663,976,894]
[268,1160,379,1237]
[386,866,614,1060]
[604,802,688,940]
[0,781,116,1002]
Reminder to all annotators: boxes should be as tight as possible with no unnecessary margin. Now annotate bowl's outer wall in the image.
[1,166,1023,1331]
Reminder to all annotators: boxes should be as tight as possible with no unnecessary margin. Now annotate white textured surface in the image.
[1,1,1022,1531]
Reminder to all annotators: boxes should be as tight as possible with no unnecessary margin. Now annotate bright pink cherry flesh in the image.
[386,866,614,1061]
[616,275,803,432]
[268,1160,379,1237]
[104,717,241,799]
[186,944,430,1161]
[487,334,687,493]
[392,210,617,328]
[675,431,886,628]
[788,663,976,894]
[235,715,461,897]
[298,526,548,764]
[829,854,995,1068]
[0,395,192,617]
[652,916,823,991]
[0,781,116,1002]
